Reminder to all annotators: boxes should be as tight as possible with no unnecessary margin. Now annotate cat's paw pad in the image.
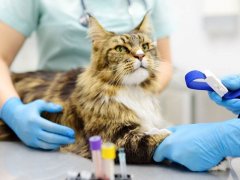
[209,160,229,171]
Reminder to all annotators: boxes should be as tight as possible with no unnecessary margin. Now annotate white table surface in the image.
[0,142,239,180]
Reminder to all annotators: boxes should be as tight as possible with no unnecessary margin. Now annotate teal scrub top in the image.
[0,0,172,71]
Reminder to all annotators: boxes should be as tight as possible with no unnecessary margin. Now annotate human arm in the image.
[156,37,173,92]
[151,0,173,92]
[0,22,24,105]
[153,119,240,171]
[0,22,75,149]
[209,74,240,114]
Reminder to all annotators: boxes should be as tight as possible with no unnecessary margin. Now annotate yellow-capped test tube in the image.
[102,142,116,180]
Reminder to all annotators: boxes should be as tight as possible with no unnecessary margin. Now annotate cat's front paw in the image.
[145,128,172,136]
[146,128,172,146]
[158,129,172,136]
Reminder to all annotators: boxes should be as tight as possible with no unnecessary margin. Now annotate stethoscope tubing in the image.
[79,0,148,27]
[80,0,148,14]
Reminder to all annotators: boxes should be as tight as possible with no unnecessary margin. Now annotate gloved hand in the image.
[209,74,240,115]
[0,97,75,150]
[153,119,240,171]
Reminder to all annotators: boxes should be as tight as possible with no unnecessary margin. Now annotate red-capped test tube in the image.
[89,136,104,179]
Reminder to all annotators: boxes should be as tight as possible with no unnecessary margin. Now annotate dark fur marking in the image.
[13,71,58,82]
[41,112,63,124]
[138,135,151,156]
[141,79,151,88]
[59,68,85,100]
[137,34,144,44]
[120,37,126,44]
[0,120,18,140]
[142,36,145,43]
[33,84,49,93]
[124,34,130,40]
[124,135,151,164]
[76,116,85,131]
[138,135,151,150]
[111,123,140,143]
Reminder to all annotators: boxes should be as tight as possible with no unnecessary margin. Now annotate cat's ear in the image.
[88,15,114,43]
[133,12,152,35]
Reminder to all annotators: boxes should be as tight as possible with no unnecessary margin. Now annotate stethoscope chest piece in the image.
[79,12,90,27]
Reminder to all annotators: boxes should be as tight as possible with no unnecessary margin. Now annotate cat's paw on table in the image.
[145,128,172,136]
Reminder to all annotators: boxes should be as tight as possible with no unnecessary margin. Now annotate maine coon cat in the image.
[0,14,172,163]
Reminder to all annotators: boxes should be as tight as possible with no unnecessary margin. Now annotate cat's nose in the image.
[134,49,145,61]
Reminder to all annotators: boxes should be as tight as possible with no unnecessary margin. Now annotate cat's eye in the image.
[142,43,149,51]
[115,46,128,53]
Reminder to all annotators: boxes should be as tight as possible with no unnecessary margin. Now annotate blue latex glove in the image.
[153,119,240,171]
[209,74,240,115]
[0,97,75,150]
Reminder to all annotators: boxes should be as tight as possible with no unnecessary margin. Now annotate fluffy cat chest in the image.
[113,87,165,130]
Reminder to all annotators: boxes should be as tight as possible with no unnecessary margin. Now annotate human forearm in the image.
[0,58,19,108]
[0,22,27,108]
[156,61,172,92]
[156,37,173,92]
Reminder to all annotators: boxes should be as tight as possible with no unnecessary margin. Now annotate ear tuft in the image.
[133,11,152,35]
[88,15,113,43]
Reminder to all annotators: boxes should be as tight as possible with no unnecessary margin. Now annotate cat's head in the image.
[88,13,159,86]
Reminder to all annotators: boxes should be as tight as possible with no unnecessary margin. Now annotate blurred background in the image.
[11,0,240,125]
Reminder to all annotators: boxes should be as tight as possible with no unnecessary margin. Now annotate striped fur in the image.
[0,14,170,163]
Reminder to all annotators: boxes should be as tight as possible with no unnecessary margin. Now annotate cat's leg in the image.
[60,133,91,159]
[108,124,171,164]
[61,143,91,159]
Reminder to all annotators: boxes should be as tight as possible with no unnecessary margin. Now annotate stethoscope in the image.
[79,0,148,27]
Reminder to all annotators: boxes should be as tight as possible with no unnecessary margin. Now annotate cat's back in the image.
[11,68,85,103]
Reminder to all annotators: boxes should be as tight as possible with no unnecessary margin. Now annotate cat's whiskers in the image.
[107,70,123,86]
[108,65,134,86]
[88,68,117,73]
[110,69,126,86]
[87,67,125,86]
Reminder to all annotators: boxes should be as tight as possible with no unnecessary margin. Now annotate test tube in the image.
[102,142,116,180]
[89,136,104,179]
[118,148,127,179]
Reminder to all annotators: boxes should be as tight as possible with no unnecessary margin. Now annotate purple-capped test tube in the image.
[89,136,103,179]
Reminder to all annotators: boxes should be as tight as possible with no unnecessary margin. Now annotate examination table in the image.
[0,142,239,180]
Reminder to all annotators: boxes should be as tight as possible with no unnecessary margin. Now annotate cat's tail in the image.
[0,119,17,140]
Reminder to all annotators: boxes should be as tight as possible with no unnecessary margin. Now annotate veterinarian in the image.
[0,1,172,149]
[154,74,240,171]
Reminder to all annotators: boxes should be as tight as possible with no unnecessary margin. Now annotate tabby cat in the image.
[0,14,172,164]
